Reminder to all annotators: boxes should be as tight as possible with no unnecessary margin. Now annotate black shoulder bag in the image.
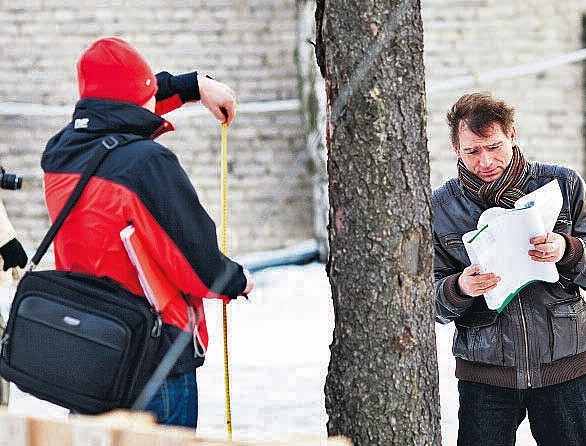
[0,135,163,414]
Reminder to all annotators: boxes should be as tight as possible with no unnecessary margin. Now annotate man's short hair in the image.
[446,92,515,148]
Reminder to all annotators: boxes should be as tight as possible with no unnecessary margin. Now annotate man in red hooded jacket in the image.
[41,36,253,428]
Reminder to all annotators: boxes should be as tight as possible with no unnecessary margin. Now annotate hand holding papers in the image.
[462,180,563,312]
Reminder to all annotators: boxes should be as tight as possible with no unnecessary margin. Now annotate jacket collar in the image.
[71,98,174,139]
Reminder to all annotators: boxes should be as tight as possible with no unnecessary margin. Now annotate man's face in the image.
[454,121,515,183]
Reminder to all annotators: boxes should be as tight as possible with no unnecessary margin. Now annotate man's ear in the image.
[452,144,461,159]
[510,126,517,145]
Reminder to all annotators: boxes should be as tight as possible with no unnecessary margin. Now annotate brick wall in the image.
[0,0,312,260]
[422,0,586,188]
[1,0,585,262]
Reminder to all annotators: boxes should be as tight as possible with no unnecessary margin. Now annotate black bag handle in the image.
[30,135,138,268]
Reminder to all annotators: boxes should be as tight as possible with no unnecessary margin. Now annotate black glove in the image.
[0,238,28,271]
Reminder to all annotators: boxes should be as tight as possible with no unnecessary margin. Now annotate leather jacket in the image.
[434,162,586,389]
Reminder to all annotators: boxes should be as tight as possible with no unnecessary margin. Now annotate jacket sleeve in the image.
[155,71,200,116]
[555,171,586,289]
[129,145,247,302]
[434,231,475,324]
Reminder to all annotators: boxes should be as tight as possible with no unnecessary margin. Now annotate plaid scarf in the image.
[458,145,528,209]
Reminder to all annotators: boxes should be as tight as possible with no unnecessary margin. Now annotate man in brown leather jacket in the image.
[434,92,586,446]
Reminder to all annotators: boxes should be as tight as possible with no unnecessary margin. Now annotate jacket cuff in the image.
[556,233,584,269]
[172,72,200,102]
[155,71,200,103]
[443,273,475,309]
[222,263,247,300]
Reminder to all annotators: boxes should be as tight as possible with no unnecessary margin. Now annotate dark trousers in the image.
[457,375,586,446]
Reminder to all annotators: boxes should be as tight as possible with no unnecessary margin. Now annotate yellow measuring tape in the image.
[220,122,233,439]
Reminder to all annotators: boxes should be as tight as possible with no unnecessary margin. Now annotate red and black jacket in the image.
[41,72,247,374]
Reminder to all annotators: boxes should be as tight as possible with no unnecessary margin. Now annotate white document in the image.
[462,180,563,312]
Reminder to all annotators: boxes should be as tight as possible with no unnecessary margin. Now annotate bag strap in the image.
[30,134,139,268]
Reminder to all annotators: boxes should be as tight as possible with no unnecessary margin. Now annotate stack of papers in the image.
[462,180,563,312]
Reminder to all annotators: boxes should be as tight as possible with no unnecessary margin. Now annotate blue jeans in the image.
[145,371,198,429]
[457,374,586,446]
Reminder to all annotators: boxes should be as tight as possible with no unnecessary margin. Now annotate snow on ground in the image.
[2,263,536,445]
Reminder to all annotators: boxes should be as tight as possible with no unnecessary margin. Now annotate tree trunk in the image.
[316,0,442,444]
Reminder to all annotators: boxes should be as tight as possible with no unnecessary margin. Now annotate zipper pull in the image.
[0,333,10,357]
[151,313,162,338]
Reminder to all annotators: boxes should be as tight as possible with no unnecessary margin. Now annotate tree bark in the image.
[316,0,442,444]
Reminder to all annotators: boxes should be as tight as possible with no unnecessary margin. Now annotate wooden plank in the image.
[248,436,352,446]
[71,411,155,446]
[1,410,352,446]
[327,438,352,446]
[0,409,29,446]
[29,417,71,446]
[71,424,113,446]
